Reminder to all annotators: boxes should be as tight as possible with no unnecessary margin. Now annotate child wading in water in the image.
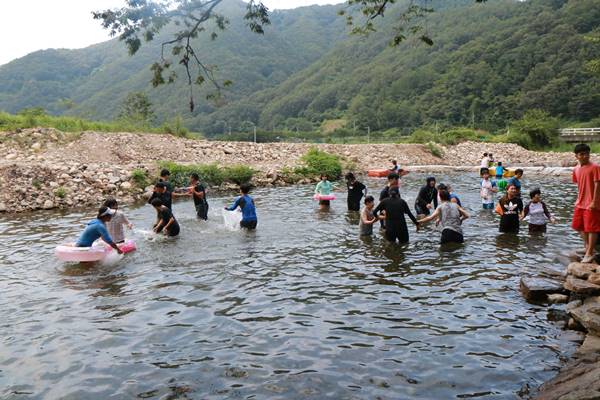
[522,188,555,233]
[374,187,419,243]
[315,174,334,211]
[345,172,367,212]
[415,177,438,216]
[419,190,469,244]
[188,173,209,220]
[225,184,258,230]
[496,184,523,233]
[572,143,600,263]
[102,198,133,244]
[151,198,180,237]
[480,168,497,210]
[359,196,378,236]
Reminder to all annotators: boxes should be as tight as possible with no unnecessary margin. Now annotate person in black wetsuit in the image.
[345,172,367,212]
[148,182,172,210]
[151,198,180,236]
[415,177,438,216]
[379,172,400,228]
[374,187,419,243]
[189,173,209,220]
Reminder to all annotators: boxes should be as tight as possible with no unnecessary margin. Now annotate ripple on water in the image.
[0,173,582,399]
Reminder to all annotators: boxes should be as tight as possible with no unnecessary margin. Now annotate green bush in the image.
[439,128,481,145]
[406,129,437,144]
[54,187,67,198]
[223,165,254,185]
[159,161,254,187]
[511,110,560,149]
[294,148,342,180]
[426,142,444,158]
[131,168,149,188]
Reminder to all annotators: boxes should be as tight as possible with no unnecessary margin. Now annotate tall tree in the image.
[119,92,156,124]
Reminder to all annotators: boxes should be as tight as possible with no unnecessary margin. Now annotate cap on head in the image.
[97,206,115,219]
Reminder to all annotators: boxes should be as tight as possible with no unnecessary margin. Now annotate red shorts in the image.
[572,207,600,233]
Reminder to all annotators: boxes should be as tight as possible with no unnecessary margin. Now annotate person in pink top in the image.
[572,143,600,263]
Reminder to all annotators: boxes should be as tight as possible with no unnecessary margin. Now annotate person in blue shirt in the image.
[495,161,505,180]
[225,183,258,230]
[76,206,123,254]
[507,169,523,197]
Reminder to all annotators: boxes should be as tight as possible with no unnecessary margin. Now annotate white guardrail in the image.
[560,128,600,142]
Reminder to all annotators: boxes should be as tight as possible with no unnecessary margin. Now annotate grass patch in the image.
[426,142,444,158]
[131,169,150,189]
[294,148,342,180]
[159,161,255,187]
[0,109,201,138]
[54,187,66,198]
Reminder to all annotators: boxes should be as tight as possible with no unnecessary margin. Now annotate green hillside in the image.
[0,0,346,125]
[245,0,600,134]
[0,0,598,137]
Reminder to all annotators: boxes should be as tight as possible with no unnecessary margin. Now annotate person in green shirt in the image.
[315,174,334,210]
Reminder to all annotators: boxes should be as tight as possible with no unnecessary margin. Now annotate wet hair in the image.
[515,169,524,176]
[155,182,167,189]
[190,173,200,181]
[437,183,448,191]
[364,195,374,204]
[497,161,502,166]
[387,173,399,181]
[345,172,355,181]
[439,190,450,201]
[151,198,163,208]
[389,187,400,197]
[529,188,541,199]
[240,183,251,194]
[97,206,112,219]
[574,143,591,154]
[481,168,490,176]
[160,169,170,177]
[103,197,118,209]
[426,177,436,184]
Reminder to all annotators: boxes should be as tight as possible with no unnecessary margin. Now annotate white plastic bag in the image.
[222,209,242,231]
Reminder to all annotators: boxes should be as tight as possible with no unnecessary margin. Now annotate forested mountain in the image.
[0,0,346,123]
[0,0,599,136]
[233,0,600,133]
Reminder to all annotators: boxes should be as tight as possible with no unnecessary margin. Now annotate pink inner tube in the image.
[107,240,137,254]
[55,243,108,262]
[313,194,336,201]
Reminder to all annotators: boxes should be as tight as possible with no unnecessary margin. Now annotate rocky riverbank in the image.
[0,128,586,213]
[520,254,600,399]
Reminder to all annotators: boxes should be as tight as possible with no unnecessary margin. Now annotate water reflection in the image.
[0,172,584,399]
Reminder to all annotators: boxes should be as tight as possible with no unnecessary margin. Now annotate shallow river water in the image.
[0,172,584,399]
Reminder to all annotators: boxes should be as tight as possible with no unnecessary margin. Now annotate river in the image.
[0,172,582,399]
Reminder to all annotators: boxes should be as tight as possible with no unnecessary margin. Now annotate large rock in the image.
[589,273,600,286]
[42,200,54,210]
[564,276,600,296]
[567,262,597,279]
[571,304,600,336]
[520,277,565,303]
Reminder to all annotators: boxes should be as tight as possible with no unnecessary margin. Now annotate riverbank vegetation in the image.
[158,161,255,187]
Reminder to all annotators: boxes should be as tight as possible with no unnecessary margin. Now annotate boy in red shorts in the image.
[572,143,600,263]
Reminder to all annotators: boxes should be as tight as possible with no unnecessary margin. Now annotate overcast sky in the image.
[0,0,344,66]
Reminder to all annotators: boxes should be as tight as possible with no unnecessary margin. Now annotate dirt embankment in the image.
[0,128,581,213]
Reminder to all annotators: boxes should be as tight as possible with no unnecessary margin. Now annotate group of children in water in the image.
[75,143,599,264]
[75,168,258,252]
